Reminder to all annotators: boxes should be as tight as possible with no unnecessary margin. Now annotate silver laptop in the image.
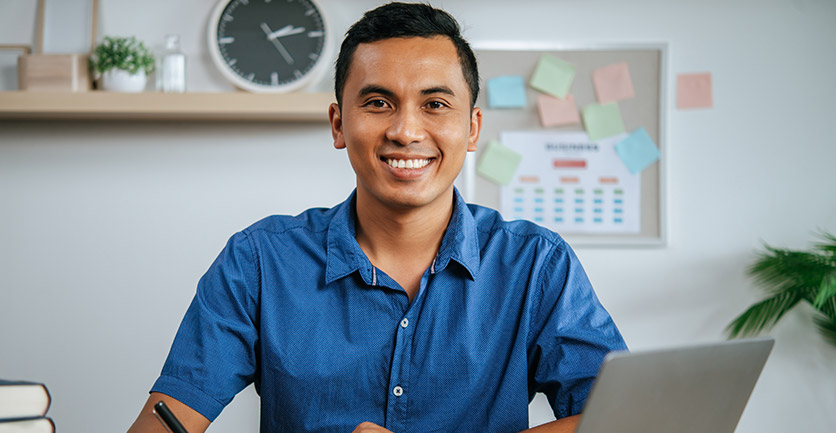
[575,337,774,433]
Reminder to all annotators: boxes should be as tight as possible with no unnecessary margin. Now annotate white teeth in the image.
[386,158,429,169]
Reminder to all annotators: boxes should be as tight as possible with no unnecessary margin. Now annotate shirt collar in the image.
[324,188,481,285]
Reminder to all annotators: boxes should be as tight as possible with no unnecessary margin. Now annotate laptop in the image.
[575,337,774,433]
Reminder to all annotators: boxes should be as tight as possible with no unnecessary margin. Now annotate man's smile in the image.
[383,157,432,169]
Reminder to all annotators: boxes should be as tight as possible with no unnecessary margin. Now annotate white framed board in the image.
[462,42,668,247]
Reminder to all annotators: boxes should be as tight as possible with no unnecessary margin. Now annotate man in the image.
[128,3,626,433]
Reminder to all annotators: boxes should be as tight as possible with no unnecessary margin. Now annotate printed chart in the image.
[499,131,640,234]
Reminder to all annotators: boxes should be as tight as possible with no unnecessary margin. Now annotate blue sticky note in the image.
[487,75,527,108]
[615,127,661,174]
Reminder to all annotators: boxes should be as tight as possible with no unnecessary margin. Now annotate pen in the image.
[153,401,189,433]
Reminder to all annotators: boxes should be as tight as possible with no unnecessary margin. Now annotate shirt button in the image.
[393,386,404,397]
[400,318,409,328]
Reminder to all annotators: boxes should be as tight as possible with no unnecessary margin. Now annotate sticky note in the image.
[615,127,660,174]
[582,103,625,141]
[536,94,580,127]
[593,62,635,104]
[677,72,713,109]
[529,54,575,98]
[477,140,522,185]
[487,75,527,108]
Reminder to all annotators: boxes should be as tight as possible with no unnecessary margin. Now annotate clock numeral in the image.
[240,0,249,5]
[248,73,256,81]
[307,31,323,38]
[304,8,315,16]
[294,70,303,79]
[308,53,319,61]
[228,58,238,66]
[219,37,235,44]
[223,14,234,22]
[271,72,279,86]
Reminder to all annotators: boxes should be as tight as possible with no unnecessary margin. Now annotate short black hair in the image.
[334,2,480,109]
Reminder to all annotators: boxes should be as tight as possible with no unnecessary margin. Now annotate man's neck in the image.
[353,189,455,299]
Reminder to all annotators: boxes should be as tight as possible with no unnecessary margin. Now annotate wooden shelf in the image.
[0,91,335,122]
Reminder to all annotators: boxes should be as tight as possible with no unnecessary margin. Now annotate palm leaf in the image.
[813,313,836,347]
[748,249,832,300]
[726,292,802,338]
[813,272,836,309]
[813,231,836,257]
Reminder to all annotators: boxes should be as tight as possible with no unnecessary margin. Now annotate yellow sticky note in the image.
[529,54,575,98]
[477,140,523,185]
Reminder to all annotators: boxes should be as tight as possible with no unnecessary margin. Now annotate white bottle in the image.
[160,34,186,93]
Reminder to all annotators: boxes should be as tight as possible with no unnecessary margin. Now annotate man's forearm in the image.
[519,414,579,433]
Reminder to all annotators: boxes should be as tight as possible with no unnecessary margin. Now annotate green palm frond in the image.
[813,273,836,309]
[729,231,836,348]
[813,231,836,256]
[726,292,802,338]
[814,313,836,346]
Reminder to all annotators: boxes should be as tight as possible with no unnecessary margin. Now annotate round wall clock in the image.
[207,0,330,93]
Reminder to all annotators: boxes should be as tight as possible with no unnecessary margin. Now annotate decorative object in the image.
[90,36,155,92]
[207,0,330,93]
[727,232,836,347]
[158,34,186,93]
[16,0,96,92]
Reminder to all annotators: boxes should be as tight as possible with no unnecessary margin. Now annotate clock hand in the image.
[267,24,294,39]
[268,26,306,39]
[260,22,295,64]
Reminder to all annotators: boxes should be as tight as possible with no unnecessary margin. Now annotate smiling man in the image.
[127,3,625,433]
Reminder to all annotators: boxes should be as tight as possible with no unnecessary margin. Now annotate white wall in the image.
[2,0,835,432]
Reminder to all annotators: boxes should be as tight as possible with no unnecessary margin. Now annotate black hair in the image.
[334,2,480,109]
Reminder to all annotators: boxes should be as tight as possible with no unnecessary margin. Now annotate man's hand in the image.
[352,421,394,433]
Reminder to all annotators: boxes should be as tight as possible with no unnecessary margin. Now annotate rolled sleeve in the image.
[151,231,260,421]
[528,240,627,419]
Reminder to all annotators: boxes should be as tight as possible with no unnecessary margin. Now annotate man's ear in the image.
[467,107,482,152]
[329,103,346,149]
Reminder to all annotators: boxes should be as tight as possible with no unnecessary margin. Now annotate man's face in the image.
[329,36,481,212]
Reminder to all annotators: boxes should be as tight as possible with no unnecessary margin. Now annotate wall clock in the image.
[207,0,330,93]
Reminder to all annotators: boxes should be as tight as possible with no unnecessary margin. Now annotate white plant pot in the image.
[101,69,147,92]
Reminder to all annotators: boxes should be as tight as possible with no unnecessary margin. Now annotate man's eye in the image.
[366,99,388,108]
[426,101,447,109]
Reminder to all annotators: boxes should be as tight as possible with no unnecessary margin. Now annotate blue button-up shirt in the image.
[152,190,626,433]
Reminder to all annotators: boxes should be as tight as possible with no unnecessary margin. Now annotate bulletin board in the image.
[463,43,668,247]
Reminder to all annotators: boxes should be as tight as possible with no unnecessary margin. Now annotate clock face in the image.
[209,0,328,92]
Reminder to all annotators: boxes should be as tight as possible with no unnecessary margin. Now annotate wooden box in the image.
[18,54,91,92]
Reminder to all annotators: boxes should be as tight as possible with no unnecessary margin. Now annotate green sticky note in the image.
[477,140,522,185]
[582,103,626,141]
[530,54,575,98]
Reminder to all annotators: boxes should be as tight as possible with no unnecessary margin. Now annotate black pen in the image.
[153,401,189,433]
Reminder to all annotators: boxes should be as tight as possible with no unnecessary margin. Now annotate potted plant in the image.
[90,36,155,92]
[727,231,836,347]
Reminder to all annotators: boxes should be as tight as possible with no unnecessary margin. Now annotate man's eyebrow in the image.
[421,86,456,97]
[358,85,395,99]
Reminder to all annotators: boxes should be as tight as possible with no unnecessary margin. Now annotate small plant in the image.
[90,36,155,76]
[727,231,836,348]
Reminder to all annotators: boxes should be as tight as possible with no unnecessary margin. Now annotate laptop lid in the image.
[575,337,774,433]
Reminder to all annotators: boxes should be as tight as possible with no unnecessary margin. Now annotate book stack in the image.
[0,380,54,433]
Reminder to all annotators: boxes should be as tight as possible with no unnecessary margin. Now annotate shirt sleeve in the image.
[527,240,627,419]
[151,231,260,421]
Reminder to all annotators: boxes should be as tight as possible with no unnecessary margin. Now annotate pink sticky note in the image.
[537,94,581,127]
[677,72,713,109]
[593,62,635,104]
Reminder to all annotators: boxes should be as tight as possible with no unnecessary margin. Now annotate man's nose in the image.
[385,107,426,146]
